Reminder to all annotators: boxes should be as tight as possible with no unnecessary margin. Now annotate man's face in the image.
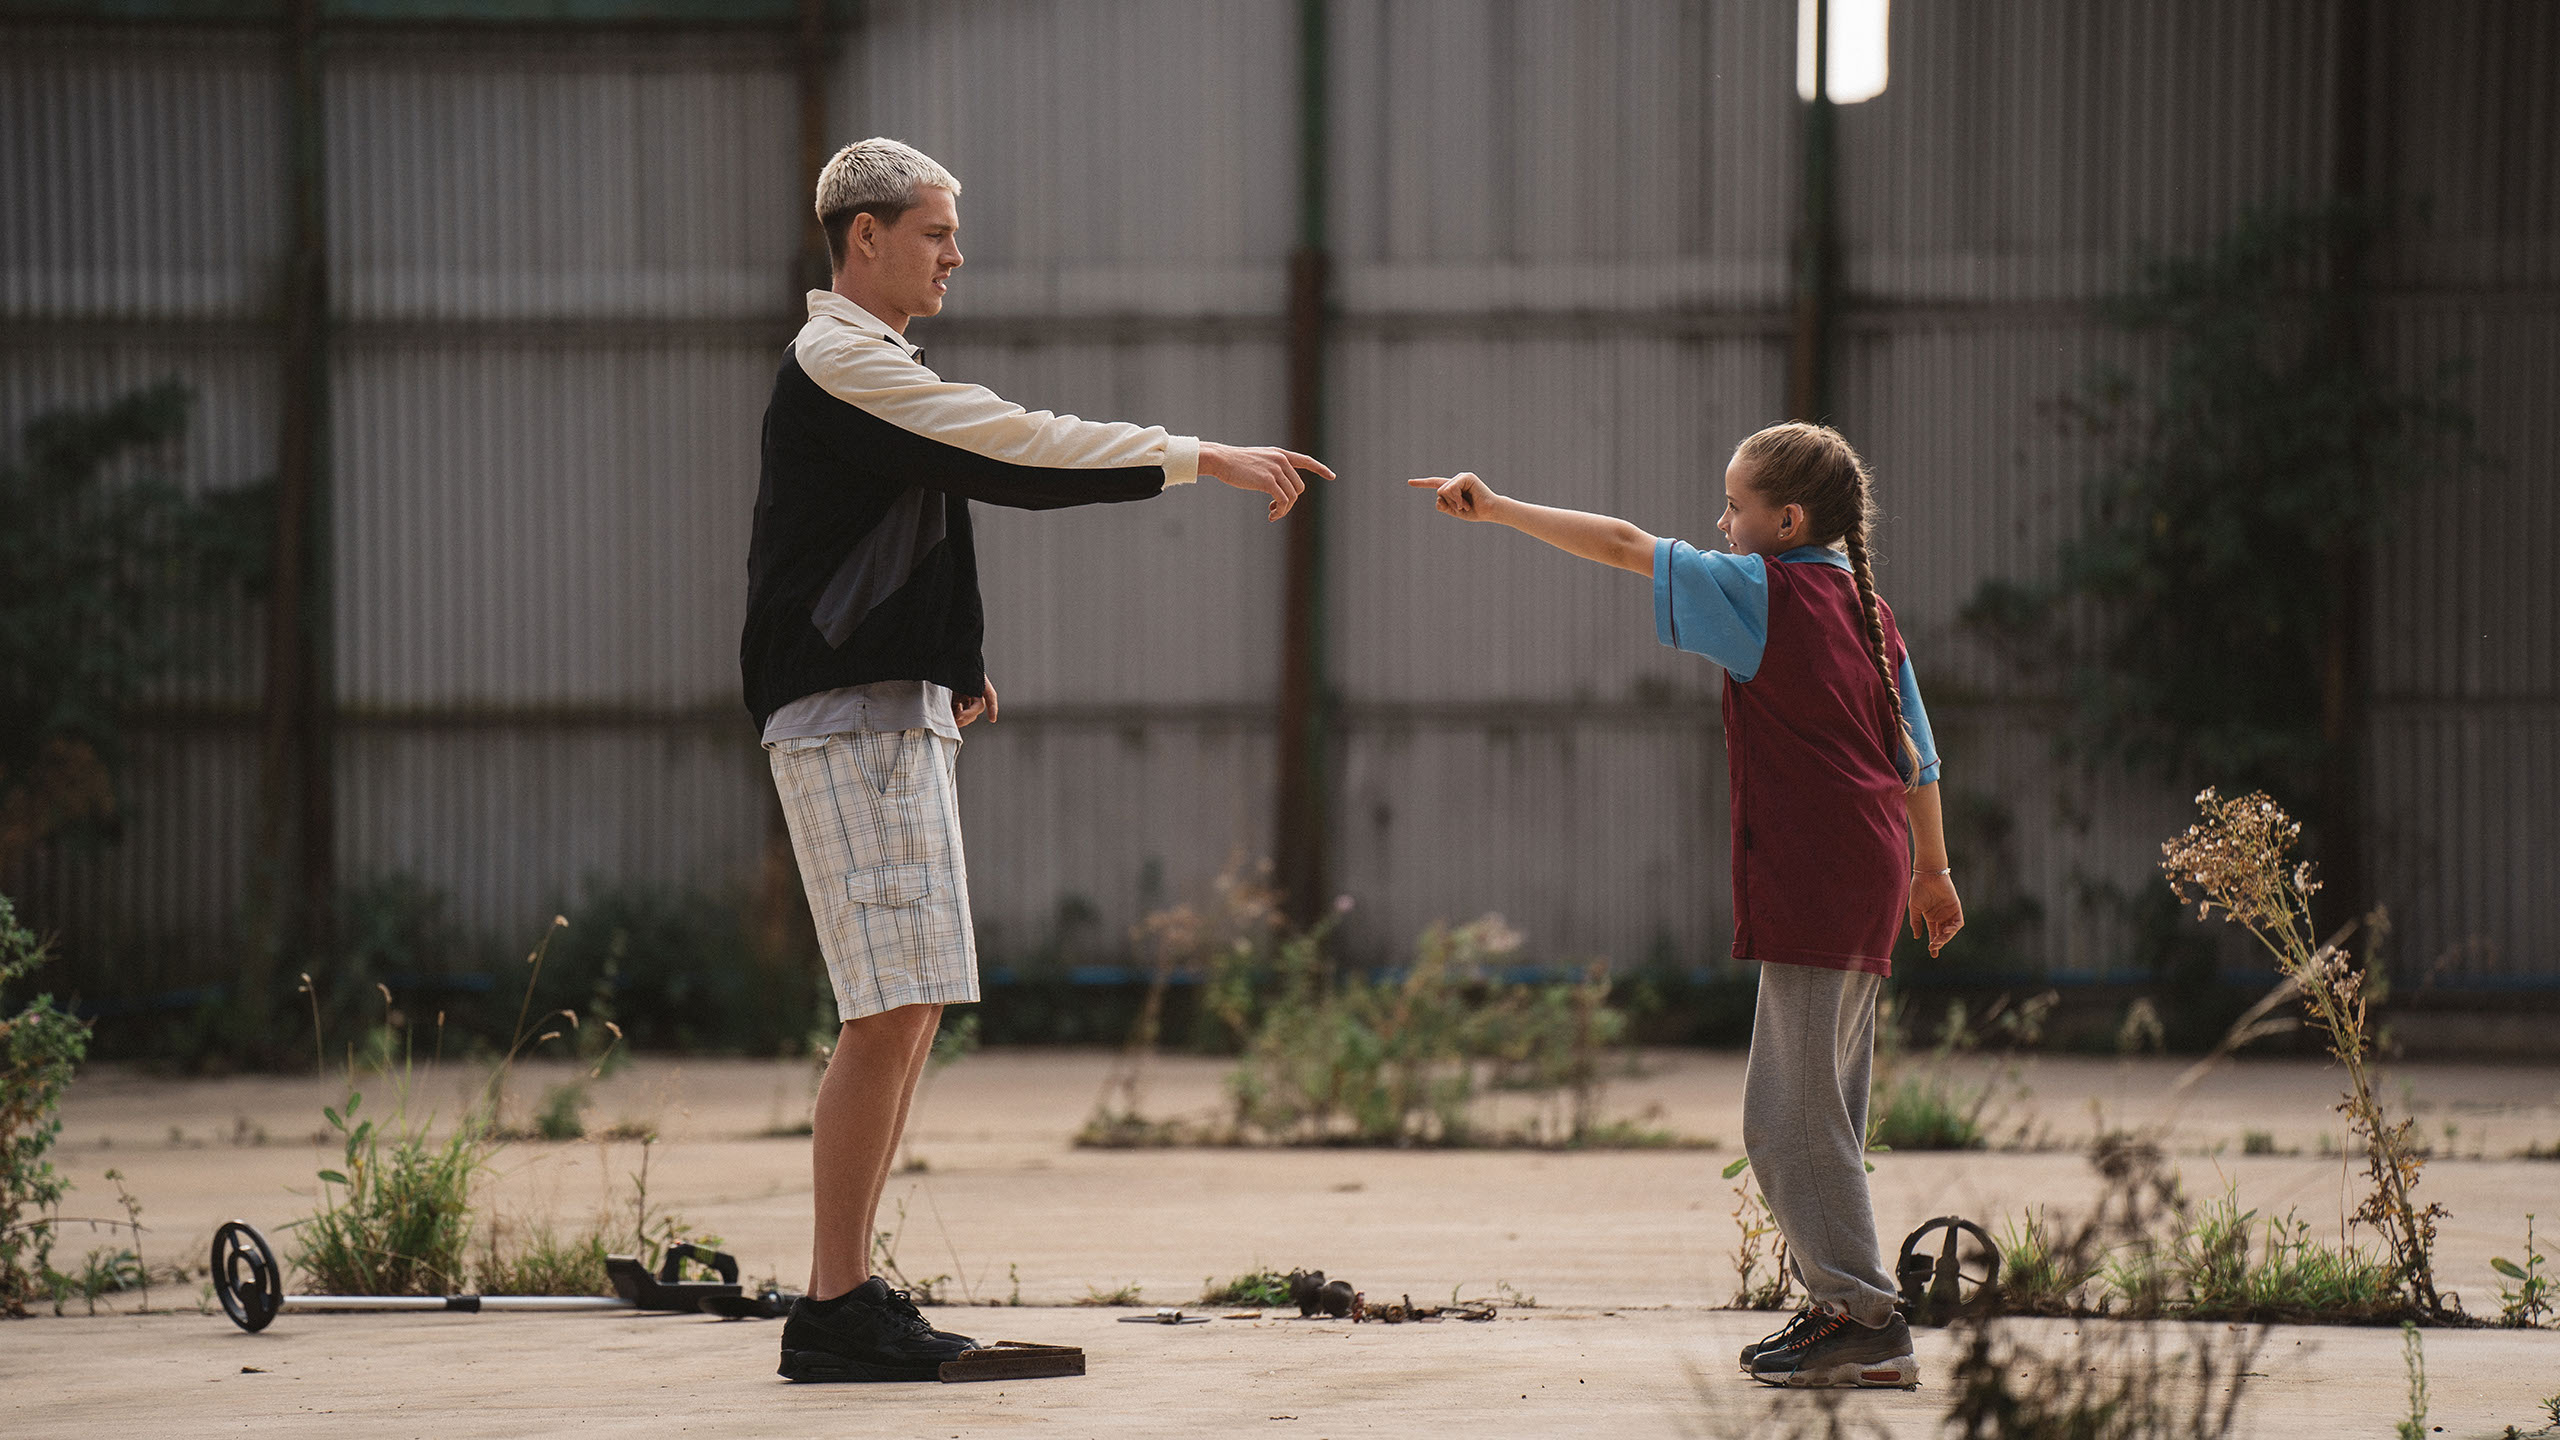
[858,185,963,322]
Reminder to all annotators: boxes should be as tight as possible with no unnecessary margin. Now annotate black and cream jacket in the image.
[742,291,1197,729]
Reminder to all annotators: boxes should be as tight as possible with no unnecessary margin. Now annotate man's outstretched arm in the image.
[797,325,1329,517]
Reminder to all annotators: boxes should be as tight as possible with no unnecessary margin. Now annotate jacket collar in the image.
[804,290,918,356]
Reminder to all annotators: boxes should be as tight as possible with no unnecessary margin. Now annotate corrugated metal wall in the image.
[3,0,2551,1004]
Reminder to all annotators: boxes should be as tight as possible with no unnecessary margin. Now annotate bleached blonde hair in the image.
[815,138,961,272]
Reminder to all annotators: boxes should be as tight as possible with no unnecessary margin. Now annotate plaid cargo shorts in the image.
[767,729,979,1022]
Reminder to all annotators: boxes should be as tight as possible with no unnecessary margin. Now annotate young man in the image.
[741,137,1330,1383]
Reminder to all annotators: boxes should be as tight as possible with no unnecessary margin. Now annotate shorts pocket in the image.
[845,863,933,909]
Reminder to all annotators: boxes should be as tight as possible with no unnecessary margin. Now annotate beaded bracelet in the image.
[1912,867,1952,876]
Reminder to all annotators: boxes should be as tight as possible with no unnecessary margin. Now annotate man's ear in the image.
[849,211,878,263]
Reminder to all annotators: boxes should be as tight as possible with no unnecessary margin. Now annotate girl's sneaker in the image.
[1748,1310,1919,1388]
[1737,1307,1828,1373]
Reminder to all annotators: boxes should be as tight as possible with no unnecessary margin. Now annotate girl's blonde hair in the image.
[1732,421,1922,786]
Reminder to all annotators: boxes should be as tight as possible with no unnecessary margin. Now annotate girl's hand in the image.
[1908,873,1963,956]
[1406,472,1500,521]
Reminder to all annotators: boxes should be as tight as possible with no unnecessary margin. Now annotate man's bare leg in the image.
[808,1002,942,1299]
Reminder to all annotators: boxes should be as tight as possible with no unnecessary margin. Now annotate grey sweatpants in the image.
[1741,961,1900,1327]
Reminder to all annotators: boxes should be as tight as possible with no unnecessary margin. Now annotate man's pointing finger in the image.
[1283,452,1335,481]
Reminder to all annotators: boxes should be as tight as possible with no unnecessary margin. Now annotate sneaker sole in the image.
[1753,1354,1920,1389]
[777,1347,947,1383]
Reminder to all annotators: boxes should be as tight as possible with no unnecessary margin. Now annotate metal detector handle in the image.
[658,1243,738,1287]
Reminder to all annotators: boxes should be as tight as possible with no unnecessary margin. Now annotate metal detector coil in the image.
[210,1219,746,1334]
[1895,1215,2002,1326]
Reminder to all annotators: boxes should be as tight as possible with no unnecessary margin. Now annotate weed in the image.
[1085,868,1647,1149]
[476,1214,610,1296]
[1077,1281,1143,1306]
[1494,1279,1536,1310]
[2395,1322,2428,1440]
[2240,1129,2276,1155]
[2158,1190,2401,1322]
[2162,789,2448,1316]
[1994,1209,2103,1315]
[532,1083,588,1142]
[1199,1269,1289,1307]
[293,1087,479,1295]
[2491,1213,2551,1328]
[868,1194,952,1305]
[2521,1139,2560,1162]
[1867,992,2054,1152]
[1721,1155,1797,1311]
[1,893,89,1316]
[1007,1262,1021,1307]
[45,1245,144,1316]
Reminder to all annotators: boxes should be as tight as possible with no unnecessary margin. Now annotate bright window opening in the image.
[1798,0,1890,104]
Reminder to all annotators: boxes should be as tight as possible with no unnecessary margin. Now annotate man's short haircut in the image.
[816,137,962,275]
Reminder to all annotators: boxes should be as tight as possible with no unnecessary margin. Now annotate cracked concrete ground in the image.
[8,1049,2557,1437]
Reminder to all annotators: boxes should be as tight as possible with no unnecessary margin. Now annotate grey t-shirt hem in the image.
[760,681,961,746]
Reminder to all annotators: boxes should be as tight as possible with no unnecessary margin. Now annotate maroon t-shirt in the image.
[1721,560,1913,975]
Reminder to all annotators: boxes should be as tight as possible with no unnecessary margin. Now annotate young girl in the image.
[1409,421,1964,1389]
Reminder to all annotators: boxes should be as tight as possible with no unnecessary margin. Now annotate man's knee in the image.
[839,1002,942,1044]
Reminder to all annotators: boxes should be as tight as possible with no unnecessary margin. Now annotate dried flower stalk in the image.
[2160,788,2444,1316]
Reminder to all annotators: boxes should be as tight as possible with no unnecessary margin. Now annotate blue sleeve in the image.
[1898,654,1942,786]
[1652,538,1769,679]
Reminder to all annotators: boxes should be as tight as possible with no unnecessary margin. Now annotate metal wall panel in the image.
[0,730,259,995]
[0,32,286,321]
[1840,0,2340,303]
[1328,331,1783,706]
[2370,704,2560,988]
[325,53,799,321]
[1331,714,1722,967]
[330,337,774,710]
[334,725,770,940]
[928,335,1291,707]
[954,716,1276,960]
[2372,0,2560,292]
[2367,301,2560,702]
[841,0,1296,316]
[1327,0,1795,309]
[0,339,277,706]
[1825,317,2161,700]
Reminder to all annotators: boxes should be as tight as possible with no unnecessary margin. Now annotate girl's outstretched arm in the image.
[1407,473,1655,574]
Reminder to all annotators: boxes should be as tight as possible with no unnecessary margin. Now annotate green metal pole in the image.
[1276,0,1330,926]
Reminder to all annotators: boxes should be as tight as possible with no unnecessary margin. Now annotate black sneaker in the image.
[778,1278,977,1382]
[1737,1306,1826,1373]
[1749,1309,1919,1389]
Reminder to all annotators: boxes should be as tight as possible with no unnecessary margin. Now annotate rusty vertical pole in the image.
[2320,0,2377,939]
[1787,0,1837,423]
[255,0,331,1013]
[794,0,834,297]
[1274,0,1332,927]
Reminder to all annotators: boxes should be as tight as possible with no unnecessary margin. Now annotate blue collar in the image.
[1777,545,1852,571]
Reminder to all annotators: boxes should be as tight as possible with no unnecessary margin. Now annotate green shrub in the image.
[2,894,91,1315]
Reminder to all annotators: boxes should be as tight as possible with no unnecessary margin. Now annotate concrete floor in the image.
[6,1049,2558,1437]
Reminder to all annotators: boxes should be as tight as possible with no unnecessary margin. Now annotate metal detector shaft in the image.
[212,1219,744,1333]
[277,1295,637,1314]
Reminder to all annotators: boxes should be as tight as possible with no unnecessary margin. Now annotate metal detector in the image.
[1894,1215,2003,1325]
[211,1219,758,1333]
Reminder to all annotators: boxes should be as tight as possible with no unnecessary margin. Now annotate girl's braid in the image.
[1841,518,1923,785]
